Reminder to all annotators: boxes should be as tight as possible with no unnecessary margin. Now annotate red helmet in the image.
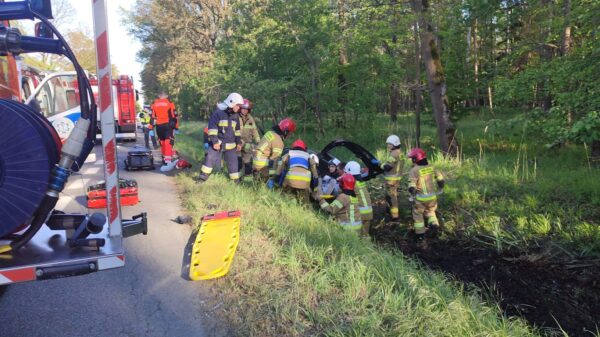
[241,99,253,110]
[291,139,307,151]
[176,159,192,169]
[408,148,427,162]
[203,127,209,134]
[339,173,356,191]
[278,118,296,136]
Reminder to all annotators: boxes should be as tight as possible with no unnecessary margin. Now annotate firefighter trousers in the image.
[283,186,310,204]
[199,147,240,181]
[412,199,438,234]
[155,123,173,162]
[385,181,400,219]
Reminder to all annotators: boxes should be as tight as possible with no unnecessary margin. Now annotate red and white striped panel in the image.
[92,0,122,237]
[0,267,36,285]
[97,254,125,270]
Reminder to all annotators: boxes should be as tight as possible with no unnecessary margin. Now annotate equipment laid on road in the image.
[189,211,241,281]
[0,0,146,285]
[87,179,140,209]
[124,146,154,170]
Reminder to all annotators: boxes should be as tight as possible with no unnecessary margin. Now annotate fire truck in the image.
[0,0,146,285]
[90,74,138,141]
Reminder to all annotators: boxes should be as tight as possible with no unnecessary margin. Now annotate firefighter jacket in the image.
[207,106,242,151]
[277,150,319,190]
[408,164,444,202]
[253,128,284,174]
[381,148,404,182]
[239,114,261,149]
[138,111,151,125]
[151,98,176,126]
[319,193,362,231]
[354,180,373,221]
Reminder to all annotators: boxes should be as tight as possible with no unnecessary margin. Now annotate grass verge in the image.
[175,123,537,337]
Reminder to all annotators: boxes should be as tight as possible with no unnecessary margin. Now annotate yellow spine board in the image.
[189,211,241,281]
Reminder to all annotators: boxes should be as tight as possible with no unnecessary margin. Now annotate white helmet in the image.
[386,135,401,147]
[331,158,341,166]
[344,161,361,176]
[224,93,244,108]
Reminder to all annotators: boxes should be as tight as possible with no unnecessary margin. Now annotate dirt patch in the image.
[371,201,600,337]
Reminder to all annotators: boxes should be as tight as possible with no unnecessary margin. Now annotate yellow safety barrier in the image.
[189,211,241,281]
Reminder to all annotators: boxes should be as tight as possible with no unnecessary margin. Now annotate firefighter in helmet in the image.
[380,134,405,219]
[197,92,244,183]
[407,148,445,241]
[276,139,319,203]
[345,161,373,236]
[318,173,363,233]
[253,118,296,187]
[238,99,261,182]
[150,92,177,172]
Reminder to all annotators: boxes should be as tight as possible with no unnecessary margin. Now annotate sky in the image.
[66,0,144,98]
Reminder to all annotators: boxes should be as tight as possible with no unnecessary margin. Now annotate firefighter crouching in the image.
[318,173,363,233]
[407,148,445,241]
[253,118,296,187]
[197,92,244,183]
[381,135,405,220]
[344,161,373,236]
[276,139,319,203]
[238,99,261,182]
[151,92,178,172]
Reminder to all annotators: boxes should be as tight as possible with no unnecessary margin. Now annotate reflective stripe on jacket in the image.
[207,106,241,148]
[253,130,284,171]
[319,193,362,231]
[355,180,373,221]
[408,164,444,202]
[382,148,404,181]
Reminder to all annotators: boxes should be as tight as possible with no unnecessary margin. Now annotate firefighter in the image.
[345,161,373,236]
[318,173,363,233]
[203,127,221,172]
[407,148,445,241]
[238,99,261,182]
[197,92,244,183]
[276,139,319,203]
[253,118,296,187]
[150,92,177,172]
[381,135,405,220]
[138,106,157,149]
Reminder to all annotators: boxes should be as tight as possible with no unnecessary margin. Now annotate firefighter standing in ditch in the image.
[197,93,244,183]
[344,161,373,236]
[318,173,363,233]
[151,92,178,172]
[407,148,445,241]
[276,139,319,203]
[381,135,405,220]
[238,99,261,182]
[253,118,296,187]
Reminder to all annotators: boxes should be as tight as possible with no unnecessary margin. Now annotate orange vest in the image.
[151,98,175,125]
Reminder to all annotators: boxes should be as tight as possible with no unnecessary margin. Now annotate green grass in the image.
[174,122,538,337]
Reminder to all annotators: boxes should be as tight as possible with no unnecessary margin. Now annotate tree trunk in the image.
[472,19,480,107]
[561,0,572,56]
[390,82,399,123]
[413,0,458,155]
[337,0,348,128]
[413,20,422,147]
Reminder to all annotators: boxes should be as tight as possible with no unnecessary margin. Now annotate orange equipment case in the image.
[86,178,139,209]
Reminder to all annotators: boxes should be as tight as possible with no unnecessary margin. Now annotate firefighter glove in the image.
[310,177,318,189]
[371,159,380,166]
[437,180,445,189]
[383,164,393,172]
[267,179,275,189]
[408,187,416,195]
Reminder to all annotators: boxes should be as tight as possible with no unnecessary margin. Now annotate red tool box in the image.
[86,178,139,209]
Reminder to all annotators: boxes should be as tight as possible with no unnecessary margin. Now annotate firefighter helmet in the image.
[291,139,307,151]
[241,98,253,110]
[339,173,356,191]
[225,93,244,108]
[386,135,401,147]
[344,161,361,176]
[408,148,427,162]
[278,118,296,136]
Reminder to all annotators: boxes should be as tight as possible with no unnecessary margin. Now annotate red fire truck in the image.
[90,74,138,141]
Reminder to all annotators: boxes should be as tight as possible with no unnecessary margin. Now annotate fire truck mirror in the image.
[34,22,53,39]
[135,89,140,102]
[30,0,54,19]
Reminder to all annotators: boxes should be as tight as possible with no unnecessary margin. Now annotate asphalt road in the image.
[0,133,226,337]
